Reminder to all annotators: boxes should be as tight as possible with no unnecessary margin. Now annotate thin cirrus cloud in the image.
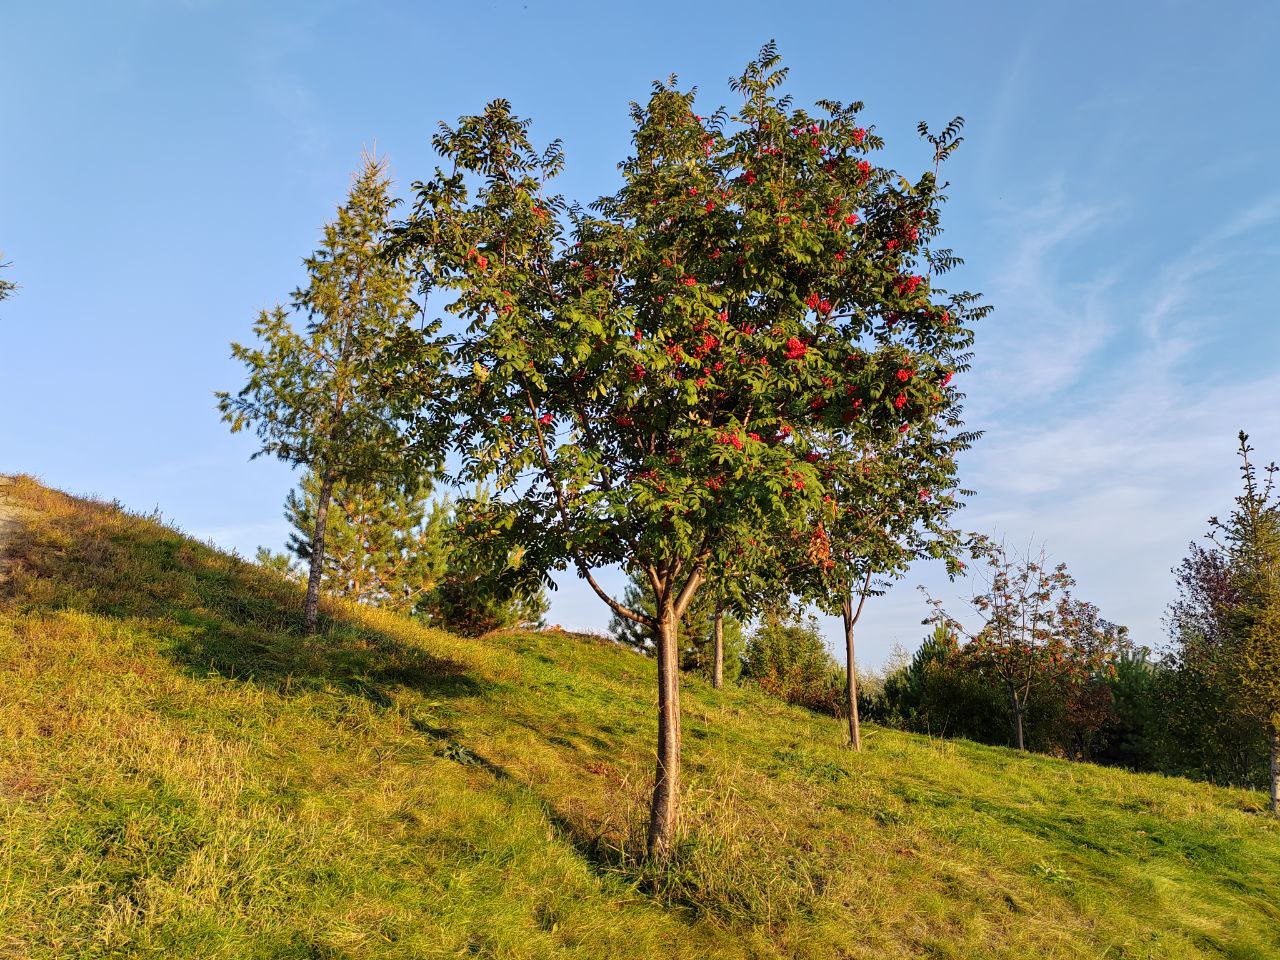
[967,186,1118,414]
[912,191,1280,657]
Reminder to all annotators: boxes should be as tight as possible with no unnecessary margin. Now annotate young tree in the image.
[924,544,1124,751]
[786,120,984,751]
[218,155,443,633]
[1242,538,1280,811]
[709,600,747,688]
[801,416,976,750]
[1163,538,1265,784]
[283,472,450,614]
[742,610,841,713]
[1054,599,1130,759]
[393,45,981,857]
[1210,433,1280,811]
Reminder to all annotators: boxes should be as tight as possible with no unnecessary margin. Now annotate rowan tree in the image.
[797,410,976,750]
[393,45,982,857]
[218,155,445,632]
[924,545,1125,750]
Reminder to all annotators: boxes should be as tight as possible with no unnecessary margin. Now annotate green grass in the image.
[2,476,1279,958]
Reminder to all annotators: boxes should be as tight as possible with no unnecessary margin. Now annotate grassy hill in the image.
[1,476,1278,959]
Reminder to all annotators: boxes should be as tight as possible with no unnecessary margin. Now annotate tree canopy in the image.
[392,43,984,856]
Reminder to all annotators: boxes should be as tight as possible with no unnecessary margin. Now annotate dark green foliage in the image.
[424,540,549,638]
[742,612,841,713]
[1091,647,1163,771]
[283,471,450,614]
[419,493,550,637]
[884,625,1008,742]
[923,544,1128,751]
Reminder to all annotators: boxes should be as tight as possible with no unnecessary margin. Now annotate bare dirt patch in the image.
[0,475,32,582]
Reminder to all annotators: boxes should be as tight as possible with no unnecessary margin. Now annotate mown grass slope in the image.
[1,475,1278,959]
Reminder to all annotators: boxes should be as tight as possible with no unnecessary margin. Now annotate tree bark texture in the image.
[647,603,682,859]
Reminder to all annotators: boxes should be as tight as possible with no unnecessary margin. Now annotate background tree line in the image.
[736,435,1280,807]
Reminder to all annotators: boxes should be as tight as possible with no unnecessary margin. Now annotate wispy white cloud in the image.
[968,185,1119,414]
[829,192,1280,664]
[1139,194,1280,352]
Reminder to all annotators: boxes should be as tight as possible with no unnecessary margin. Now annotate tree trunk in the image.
[1270,730,1278,815]
[712,606,724,690]
[647,601,682,860]
[1012,699,1026,751]
[842,596,861,751]
[303,472,335,634]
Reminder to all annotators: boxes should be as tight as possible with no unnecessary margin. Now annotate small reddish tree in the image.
[394,45,982,857]
[925,545,1124,751]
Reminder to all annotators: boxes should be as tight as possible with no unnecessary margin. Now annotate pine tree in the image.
[282,472,449,615]
[218,154,444,633]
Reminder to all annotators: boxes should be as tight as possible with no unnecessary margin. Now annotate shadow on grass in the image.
[2,483,489,709]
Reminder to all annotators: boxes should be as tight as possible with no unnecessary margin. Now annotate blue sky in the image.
[3,1,1278,666]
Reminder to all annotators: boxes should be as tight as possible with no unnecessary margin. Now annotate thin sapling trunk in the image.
[1271,730,1278,815]
[1012,693,1026,751]
[841,570,872,751]
[712,605,725,690]
[842,597,862,751]
[303,472,335,634]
